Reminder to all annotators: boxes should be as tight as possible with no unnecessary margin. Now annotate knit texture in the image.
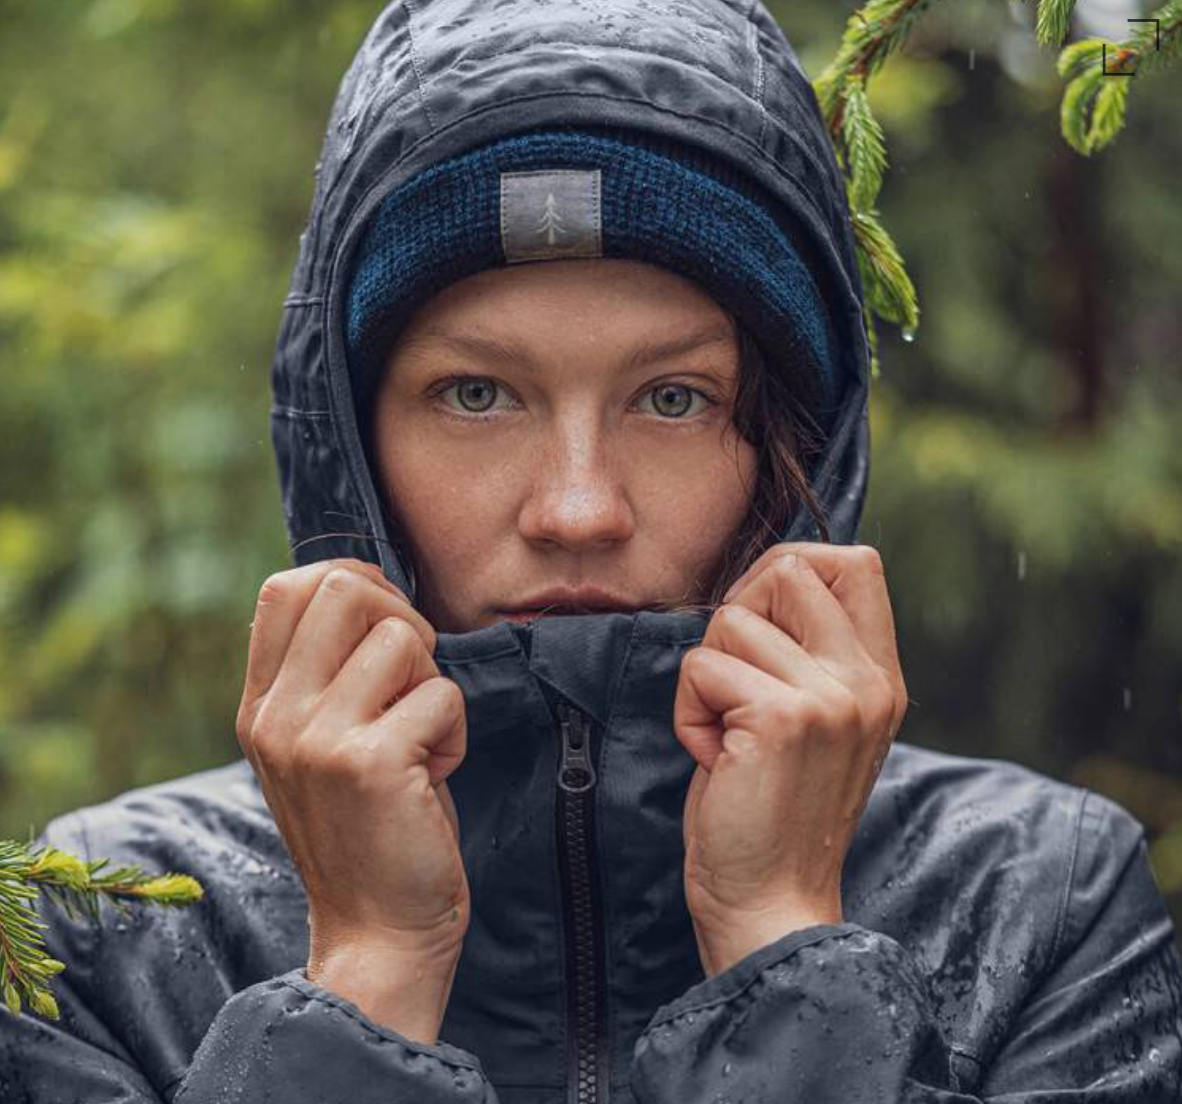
[345,127,841,433]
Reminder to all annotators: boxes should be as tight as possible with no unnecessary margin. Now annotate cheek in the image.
[635,431,757,540]
[375,424,516,552]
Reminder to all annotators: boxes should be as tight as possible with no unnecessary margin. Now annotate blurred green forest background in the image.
[1,0,1179,944]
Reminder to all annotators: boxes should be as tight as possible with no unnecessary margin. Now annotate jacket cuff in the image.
[632,922,955,1102]
[175,968,496,1103]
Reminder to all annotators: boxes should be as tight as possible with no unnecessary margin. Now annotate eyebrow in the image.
[405,324,737,374]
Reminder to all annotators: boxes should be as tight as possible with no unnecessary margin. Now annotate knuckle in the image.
[712,603,749,633]
[320,739,381,784]
[322,566,360,595]
[376,614,416,651]
[766,693,804,737]
[681,645,714,676]
[851,544,885,577]
[251,717,285,767]
[257,572,289,606]
[432,676,466,715]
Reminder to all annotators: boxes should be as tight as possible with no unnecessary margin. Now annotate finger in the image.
[320,614,441,722]
[674,644,805,773]
[729,551,867,671]
[729,543,901,681]
[273,567,439,703]
[244,559,434,705]
[701,602,839,696]
[368,675,469,788]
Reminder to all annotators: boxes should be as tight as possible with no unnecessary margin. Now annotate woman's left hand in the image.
[673,542,909,977]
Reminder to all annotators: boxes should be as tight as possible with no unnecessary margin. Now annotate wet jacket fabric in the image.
[4,1,1181,1102]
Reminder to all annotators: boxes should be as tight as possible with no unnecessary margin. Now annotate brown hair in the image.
[644,314,831,616]
[372,311,832,617]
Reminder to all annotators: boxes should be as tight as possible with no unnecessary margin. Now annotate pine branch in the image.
[814,0,1180,365]
[0,839,203,1021]
[1055,2,1180,155]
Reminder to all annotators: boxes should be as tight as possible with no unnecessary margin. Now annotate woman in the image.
[6,1,1180,1102]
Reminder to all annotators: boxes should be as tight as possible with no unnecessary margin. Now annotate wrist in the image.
[691,900,843,979]
[307,933,464,1045]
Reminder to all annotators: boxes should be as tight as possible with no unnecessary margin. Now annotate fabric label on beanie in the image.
[500,170,603,264]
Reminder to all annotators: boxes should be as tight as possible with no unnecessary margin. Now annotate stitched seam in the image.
[435,644,522,666]
[417,39,745,100]
[744,0,768,148]
[1049,787,1089,967]
[277,976,482,1070]
[402,0,438,133]
[650,925,867,1024]
[950,1040,984,1064]
[270,405,333,419]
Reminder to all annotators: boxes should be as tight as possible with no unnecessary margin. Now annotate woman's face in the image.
[372,257,759,633]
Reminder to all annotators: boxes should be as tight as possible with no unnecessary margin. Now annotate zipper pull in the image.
[556,703,597,794]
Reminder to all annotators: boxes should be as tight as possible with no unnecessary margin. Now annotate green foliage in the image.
[0,839,202,1019]
[813,0,1181,366]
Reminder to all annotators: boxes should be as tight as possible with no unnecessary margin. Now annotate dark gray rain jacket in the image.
[4,1,1181,1101]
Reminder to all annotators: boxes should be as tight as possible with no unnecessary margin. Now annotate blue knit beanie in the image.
[345,125,841,439]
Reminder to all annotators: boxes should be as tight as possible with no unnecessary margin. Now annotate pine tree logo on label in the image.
[500,169,603,264]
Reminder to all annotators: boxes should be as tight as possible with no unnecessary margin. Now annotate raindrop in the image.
[901,325,917,344]
[968,48,976,70]
[1016,550,1027,581]
[1149,1046,1161,1063]
[1122,687,1132,712]
[722,1062,733,1077]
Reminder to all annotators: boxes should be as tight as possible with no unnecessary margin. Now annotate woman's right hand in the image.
[235,558,470,987]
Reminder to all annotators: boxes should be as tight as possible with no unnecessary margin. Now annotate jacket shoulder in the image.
[37,758,284,878]
[852,741,1153,1061]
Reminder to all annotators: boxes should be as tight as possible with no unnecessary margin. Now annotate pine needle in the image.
[0,839,204,1021]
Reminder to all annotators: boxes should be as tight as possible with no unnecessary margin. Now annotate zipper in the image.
[555,700,609,1104]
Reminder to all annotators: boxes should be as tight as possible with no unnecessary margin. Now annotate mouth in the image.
[502,605,637,622]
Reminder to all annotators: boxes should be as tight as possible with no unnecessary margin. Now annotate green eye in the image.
[452,378,499,413]
[647,383,700,419]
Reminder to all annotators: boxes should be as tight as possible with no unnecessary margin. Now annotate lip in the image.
[501,587,647,620]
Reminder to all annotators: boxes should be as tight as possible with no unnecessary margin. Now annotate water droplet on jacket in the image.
[685,1012,697,1024]
[722,1061,733,1077]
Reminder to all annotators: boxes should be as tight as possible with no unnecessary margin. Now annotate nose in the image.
[515,420,635,551]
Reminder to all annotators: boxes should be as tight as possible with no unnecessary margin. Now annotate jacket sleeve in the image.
[171,970,501,1104]
[629,789,1182,1104]
[0,819,501,1104]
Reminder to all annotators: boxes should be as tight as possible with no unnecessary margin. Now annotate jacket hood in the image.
[269,0,872,640]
